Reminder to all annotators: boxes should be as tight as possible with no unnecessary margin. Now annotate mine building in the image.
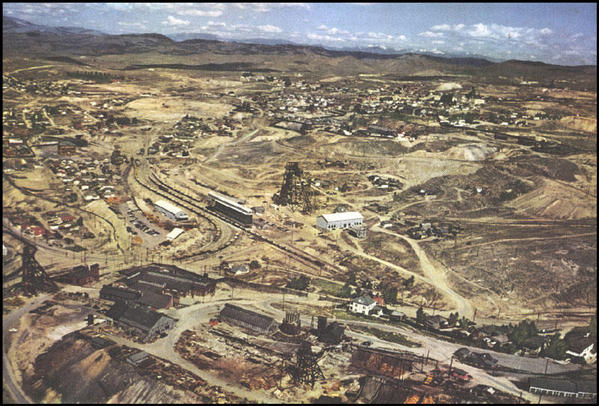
[105,301,175,340]
[316,316,345,344]
[100,285,142,302]
[101,283,174,310]
[208,191,253,225]
[58,263,100,286]
[154,199,188,220]
[316,211,364,231]
[219,303,278,335]
[351,347,416,380]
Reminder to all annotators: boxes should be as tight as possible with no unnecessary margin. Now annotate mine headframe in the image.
[273,162,315,213]
[288,340,325,388]
[21,244,58,295]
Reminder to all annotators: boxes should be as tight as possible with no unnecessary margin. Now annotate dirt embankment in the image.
[24,333,200,403]
[559,116,597,133]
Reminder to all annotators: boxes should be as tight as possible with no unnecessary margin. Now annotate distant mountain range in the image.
[2,15,596,80]
[3,16,105,36]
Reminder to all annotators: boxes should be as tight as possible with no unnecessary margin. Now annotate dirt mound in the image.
[508,179,596,219]
[323,139,408,157]
[560,116,597,133]
[435,82,462,91]
[445,143,497,161]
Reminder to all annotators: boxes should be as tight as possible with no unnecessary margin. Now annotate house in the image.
[425,315,448,330]
[566,336,596,364]
[219,303,278,335]
[349,295,376,315]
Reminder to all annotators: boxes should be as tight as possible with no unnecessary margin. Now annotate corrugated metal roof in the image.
[318,211,363,223]
[166,227,184,240]
[155,200,186,216]
[219,303,277,332]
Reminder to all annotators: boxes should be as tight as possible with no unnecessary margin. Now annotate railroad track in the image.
[136,164,343,275]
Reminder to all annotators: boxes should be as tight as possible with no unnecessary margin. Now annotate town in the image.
[3,4,597,405]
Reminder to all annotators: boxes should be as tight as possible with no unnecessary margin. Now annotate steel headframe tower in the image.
[273,162,314,213]
[290,341,325,388]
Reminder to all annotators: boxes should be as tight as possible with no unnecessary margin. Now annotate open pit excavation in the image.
[3,3,597,405]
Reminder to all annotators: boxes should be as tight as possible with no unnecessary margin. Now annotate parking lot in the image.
[118,201,169,249]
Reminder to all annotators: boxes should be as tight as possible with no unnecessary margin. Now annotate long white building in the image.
[316,211,363,231]
[154,200,188,220]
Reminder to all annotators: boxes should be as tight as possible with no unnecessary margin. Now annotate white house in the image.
[349,295,376,315]
[566,337,596,364]
[316,212,363,231]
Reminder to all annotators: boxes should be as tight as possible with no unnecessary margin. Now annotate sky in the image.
[3,2,597,65]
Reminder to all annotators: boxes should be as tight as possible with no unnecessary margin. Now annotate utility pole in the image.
[447,355,454,379]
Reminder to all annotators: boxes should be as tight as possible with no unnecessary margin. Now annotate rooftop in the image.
[319,211,363,223]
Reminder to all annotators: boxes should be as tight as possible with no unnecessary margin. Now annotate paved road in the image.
[253,295,579,403]
[3,293,52,404]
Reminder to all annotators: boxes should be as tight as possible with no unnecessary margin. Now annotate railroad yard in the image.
[3,11,597,404]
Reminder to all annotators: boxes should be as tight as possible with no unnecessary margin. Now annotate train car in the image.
[208,191,253,225]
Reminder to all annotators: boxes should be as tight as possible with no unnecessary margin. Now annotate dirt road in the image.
[372,225,474,319]
[3,293,52,404]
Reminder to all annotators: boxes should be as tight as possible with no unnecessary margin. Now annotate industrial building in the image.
[208,191,253,225]
[154,199,188,220]
[105,301,175,340]
[351,347,415,380]
[120,266,216,298]
[219,303,278,335]
[316,211,363,231]
[58,263,100,286]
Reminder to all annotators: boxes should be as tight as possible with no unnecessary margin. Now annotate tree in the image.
[508,320,537,346]
[416,306,426,324]
[448,312,459,327]
[346,271,357,286]
[339,282,352,298]
[589,314,597,337]
[287,275,311,291]
[459,316,471,329]
[382,286,398,304]
[402,275,415,289]
[541,333,568,360]
[249,260,261,270]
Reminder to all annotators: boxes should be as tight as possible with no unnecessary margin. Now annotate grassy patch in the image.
[351,325,421,348]
[312,278,344,296]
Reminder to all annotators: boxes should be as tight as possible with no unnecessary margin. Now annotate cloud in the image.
[307,33,345,42]
[162,16,190,26]
[398,35,407,41]
[418,31,444,38]
[234,3,311,13]
[318,25,349,35]
[431,24,451,31]
[258,24,283,33]
[176,9,223,17]
[431,23,464,31]
[468,23,493,38]
[432,40,445,44]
